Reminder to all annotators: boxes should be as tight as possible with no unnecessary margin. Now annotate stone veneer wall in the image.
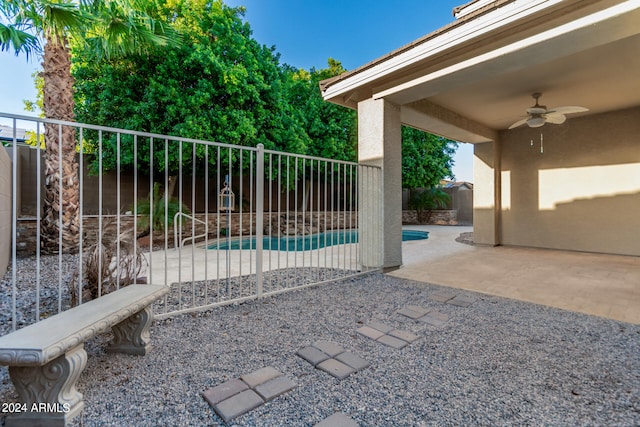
[402,210,457,225]
[15,211,358,257]
[0,145,11,275]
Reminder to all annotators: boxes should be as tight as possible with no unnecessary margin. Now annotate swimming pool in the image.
[207,229,428,251]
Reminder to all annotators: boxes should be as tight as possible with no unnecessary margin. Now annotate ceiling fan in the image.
[508,93,588,129]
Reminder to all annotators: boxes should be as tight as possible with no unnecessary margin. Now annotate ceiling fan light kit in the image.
[526,116,546,128]
[508,93,588,129]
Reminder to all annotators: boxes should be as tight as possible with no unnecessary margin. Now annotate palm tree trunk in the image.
[41,38,80,254]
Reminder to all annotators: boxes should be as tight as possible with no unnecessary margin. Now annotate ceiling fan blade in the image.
[546,106,589,115]
[508,118,529,129]
[544,113,566,124]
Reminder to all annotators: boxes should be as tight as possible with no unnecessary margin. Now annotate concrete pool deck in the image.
[144,241,359,286]
[390,225,640,324]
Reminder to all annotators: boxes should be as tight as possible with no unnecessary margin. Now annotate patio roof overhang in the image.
[320,0,640,144]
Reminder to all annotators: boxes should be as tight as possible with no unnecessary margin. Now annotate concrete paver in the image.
[203,367,297,423]
[297,342,370,380]
[254,376,297,402]
[356,326,385,340]
[335,351,370,371]
[418,311,449,327]
[241,366,281,388]
[389,329,419,343]
[377,334,408,349]
[313,341,344,357]
[447,295,476,308]
[397,306,429,319]
[213,389,263,424]
[359,321,419,349]
[406,305,431,316]
[314,412,360,427]
[317,358,356,380]
[297,346,331,366]
[202,378,248,407]
[429,291,457,303]
[367,320,394,334]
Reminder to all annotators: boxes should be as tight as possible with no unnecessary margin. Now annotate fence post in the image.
[256,144,264,298]
[11,124,18,331]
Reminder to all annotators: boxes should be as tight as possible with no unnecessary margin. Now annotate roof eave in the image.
[320,0,567,104]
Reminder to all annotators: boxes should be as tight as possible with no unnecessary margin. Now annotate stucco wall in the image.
[499,106,640,256]
[0,145,11,276]
[473,140,499,245]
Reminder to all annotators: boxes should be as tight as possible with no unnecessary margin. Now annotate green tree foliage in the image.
[401,126,457,190]
[402,127,457,221]
[408,187,451,223]
[73,0,309,176]
[71,0,455,192]
[283,59,357,162]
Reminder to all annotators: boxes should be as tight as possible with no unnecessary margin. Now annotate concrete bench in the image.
[0,284,169,427]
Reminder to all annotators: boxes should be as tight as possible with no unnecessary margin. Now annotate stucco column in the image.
[473,139,501,245]
[358,98,402,270]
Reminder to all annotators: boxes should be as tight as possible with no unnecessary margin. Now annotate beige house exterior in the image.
[321,0,640,268]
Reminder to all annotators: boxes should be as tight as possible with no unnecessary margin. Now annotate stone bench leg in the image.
[6,345,87,427]
[107,306,153,355]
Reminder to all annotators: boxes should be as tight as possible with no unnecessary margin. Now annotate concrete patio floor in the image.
[390,225,640,324]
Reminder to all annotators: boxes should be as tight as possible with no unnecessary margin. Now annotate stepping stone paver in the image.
[368,320,394,334]
[389,329,419,343]
[335,351,370,371]
[317,358,356,380]
[241,366,281,388]
[447,295,476,307]
[398,305,430,319]
[203,367,297,423]
[397,304,450,327]
[314,412,360,427]
[254,375,297,401]
[297,341,369,380]
[297,346,331,366]
[313,340,344,357]
[377,334,408,349]
[213,389,263,424]
[430,291,456,303]
[202,378,249,407]
[418,310,449,327]
[359,321,419,349]
[356,325,385,340]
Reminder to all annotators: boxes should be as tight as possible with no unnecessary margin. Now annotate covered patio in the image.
[394,226,640,324]
[321,0,640,270]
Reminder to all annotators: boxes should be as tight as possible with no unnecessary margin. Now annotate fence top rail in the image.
[262,147,374,168]
[1,112,380,169]
[1,112,251,152]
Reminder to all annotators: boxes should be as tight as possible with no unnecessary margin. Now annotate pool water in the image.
[207,229,428,251]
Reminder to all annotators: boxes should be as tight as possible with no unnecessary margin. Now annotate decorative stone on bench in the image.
[0,284,169,427]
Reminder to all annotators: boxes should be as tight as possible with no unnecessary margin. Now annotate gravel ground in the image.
[1,260,639,426]
[0,254,79,335]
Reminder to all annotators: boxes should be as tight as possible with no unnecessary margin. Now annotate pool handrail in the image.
[174,212,208,249]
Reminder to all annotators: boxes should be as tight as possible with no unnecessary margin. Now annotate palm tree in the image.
[0,0,177,253]
[408,186,451,223]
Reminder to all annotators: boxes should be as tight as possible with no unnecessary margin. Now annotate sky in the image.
[0,0,473,182]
